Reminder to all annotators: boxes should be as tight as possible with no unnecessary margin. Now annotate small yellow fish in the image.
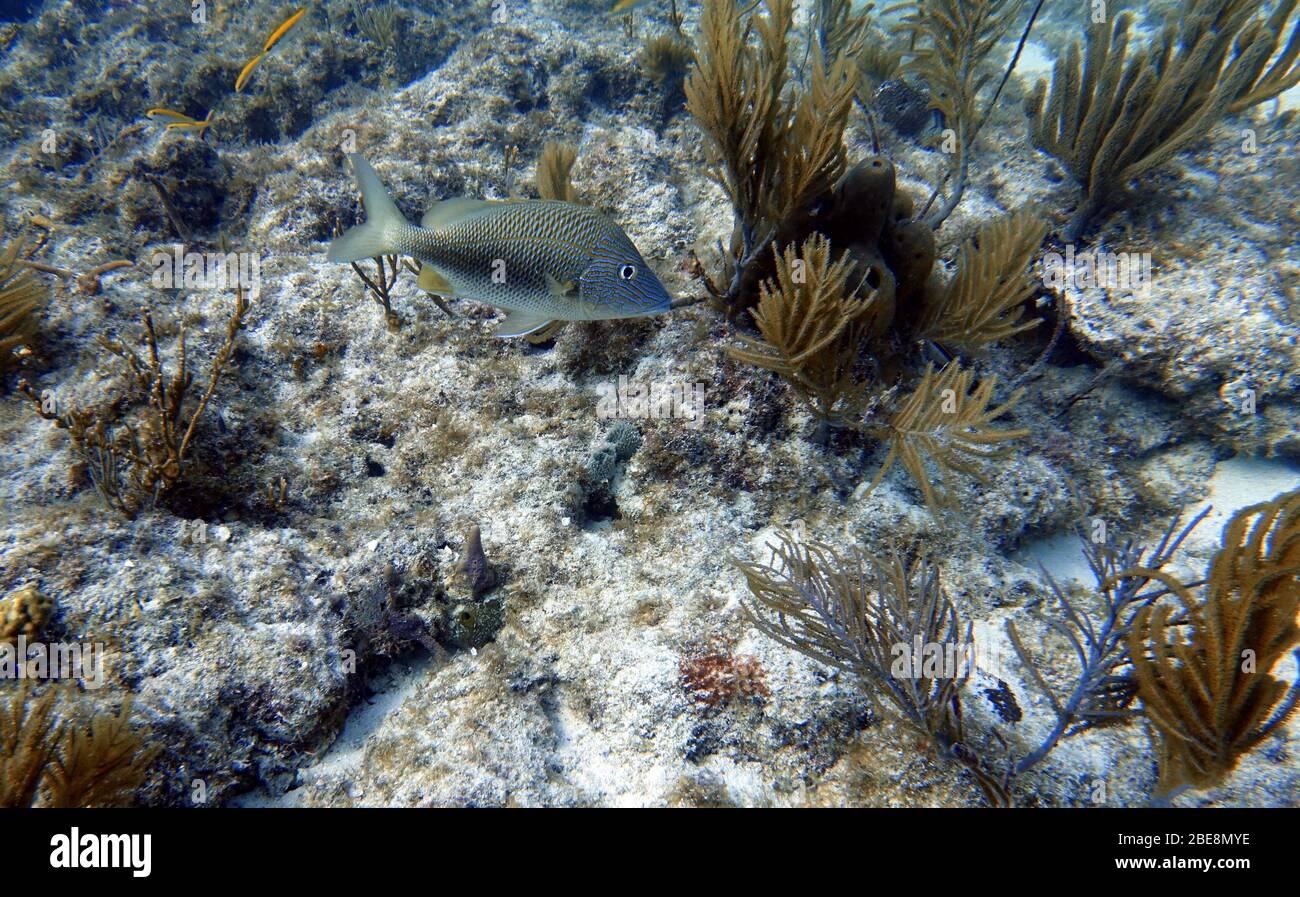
[608,0,651,12]
[146,108,214,138]
[146,107,196,124]
[235,7,307,93]
[235,52,267,92]
[263,6,307,53]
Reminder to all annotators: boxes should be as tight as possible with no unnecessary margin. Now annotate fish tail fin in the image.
[327,154,407,262]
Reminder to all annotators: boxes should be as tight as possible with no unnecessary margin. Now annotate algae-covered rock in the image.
[0,0,1295,812]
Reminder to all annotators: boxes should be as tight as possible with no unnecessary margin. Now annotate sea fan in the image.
[1127,488,1300,796]
[0,226,47,368]
[896,0,1026,226]
[735,529,1009,804]
[727,233,884,423]
[865,361,1026,512]
[1026,1,1299,238]
[1005,508,1211,775]
[0,684,157,808]
[685,0,856,312]
[918,206,1048,351]
[535,141,579,203]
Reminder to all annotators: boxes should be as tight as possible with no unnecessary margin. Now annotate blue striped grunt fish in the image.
[327,155,672,337]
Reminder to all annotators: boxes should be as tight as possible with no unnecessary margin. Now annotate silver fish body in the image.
[327,154,672,337]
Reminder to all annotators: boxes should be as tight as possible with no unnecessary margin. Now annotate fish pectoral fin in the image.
[544,272,579,298]
[421,198,491,230]
[494,310,555,339]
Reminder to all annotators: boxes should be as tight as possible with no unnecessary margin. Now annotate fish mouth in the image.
[647,281,674,313]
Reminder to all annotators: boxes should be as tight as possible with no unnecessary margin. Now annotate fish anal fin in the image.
[526,321,567,344]
[494,310,555,339]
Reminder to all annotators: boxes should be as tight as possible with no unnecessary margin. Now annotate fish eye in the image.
[619,264,636,280]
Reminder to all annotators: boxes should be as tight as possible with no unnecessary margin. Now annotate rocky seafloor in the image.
[1,0,1298,807]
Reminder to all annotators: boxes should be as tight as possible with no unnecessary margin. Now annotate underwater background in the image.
[0,0,1298,808]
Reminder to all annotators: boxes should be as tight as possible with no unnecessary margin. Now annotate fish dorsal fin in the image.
[494,310,555,339]
[417,263,453,295]
[421,197,491,230]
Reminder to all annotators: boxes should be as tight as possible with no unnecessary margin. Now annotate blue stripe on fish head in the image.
[578,230,672,316]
